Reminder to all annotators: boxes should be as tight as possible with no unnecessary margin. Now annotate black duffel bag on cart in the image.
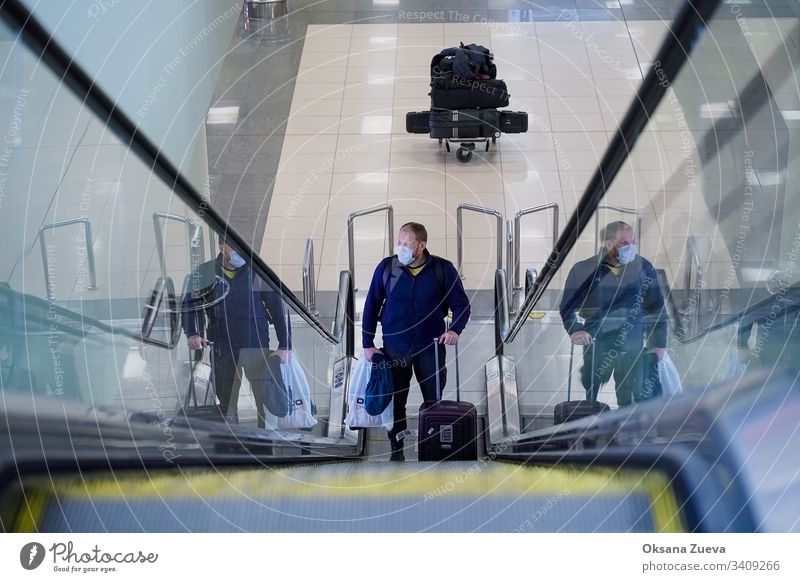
[404,43,528,162]
[429,43,509,109]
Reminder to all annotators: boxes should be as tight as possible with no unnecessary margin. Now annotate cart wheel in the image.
[456,147,473,163]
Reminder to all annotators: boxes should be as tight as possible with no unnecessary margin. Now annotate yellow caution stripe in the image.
[19,462,684,532]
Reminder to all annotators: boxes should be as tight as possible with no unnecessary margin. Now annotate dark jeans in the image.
[383,343,447,450]
[581,341,660,406]
[214,347,272,428]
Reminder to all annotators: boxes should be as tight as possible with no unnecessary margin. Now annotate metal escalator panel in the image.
[15,462,684,533]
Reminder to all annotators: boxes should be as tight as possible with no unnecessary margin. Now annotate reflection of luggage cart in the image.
[406,108,527,163]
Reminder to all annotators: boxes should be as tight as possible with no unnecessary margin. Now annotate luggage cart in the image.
[406,109,522,164]
[439,135,498,163]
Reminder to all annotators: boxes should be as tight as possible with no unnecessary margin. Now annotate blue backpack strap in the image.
[382,256,406,297]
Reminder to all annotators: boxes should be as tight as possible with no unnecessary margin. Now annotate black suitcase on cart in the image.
[406,111,430,134]
[499,110,528,133]
[418,339,478,461]
[428,108,500,140]
[430,79,510,110]
[553,344,610,424]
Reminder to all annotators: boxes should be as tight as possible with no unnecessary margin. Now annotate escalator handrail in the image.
[0,283,176,349]
[678,285,800,345]
[502,0,722,344]
[0,1,337,346]
[494,269,510,356]
[332,270,355,358]
[654,267,800,345]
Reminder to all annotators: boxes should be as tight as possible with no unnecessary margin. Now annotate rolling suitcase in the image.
[418,338,478,461]
[406,111,430,134]
[553,343,610,424]
[499,110,528,133]
[428,108,500,140]
[178,342,226,422]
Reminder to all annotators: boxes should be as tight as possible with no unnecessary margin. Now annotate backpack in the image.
[430,43,496,87]
[381,255,449,318]
[460,43,496,79]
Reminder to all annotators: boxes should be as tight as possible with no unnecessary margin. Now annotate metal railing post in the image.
[494,269,510,356]
[38,217,98,301]
[456,203,503,280]
[513,203,559,291]
[506,219,515,314]
[684,236,704,335]
[302,238,318,316]
[152,212,206,278]
[347,203,394,291]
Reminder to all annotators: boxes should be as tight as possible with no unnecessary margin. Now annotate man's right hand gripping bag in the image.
[418,339,478,461]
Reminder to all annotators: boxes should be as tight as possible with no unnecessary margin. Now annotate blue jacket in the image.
[362,251,471,354]
[559,253,667,350]
[182,255,290,354]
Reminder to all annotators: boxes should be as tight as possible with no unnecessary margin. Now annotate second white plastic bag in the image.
[263,354,318,430]
[658,353,683,397]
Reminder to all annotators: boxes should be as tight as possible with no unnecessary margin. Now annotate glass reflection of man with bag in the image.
[559,221,668,406]
[735,269,800,374]
[182,239,291,427]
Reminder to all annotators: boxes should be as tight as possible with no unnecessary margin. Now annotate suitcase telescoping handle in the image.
[205,341,215,406]
[432,336,461,402]
[567,343,574,401]
[433,337,442,401]
[454,341,461,402]
[568,340,597,402]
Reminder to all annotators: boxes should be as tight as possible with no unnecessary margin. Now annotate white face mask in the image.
[618,244,638,264]
[228,249,247,269]
[396,245,414,266]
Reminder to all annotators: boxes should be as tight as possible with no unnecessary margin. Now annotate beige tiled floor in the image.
[261,19,799,294]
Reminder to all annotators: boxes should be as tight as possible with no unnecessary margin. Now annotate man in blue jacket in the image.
[559,221,667,406]
[183,240,291,427]
[363,222,471,461]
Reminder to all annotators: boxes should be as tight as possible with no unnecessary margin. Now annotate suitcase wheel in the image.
[456,147,472,163]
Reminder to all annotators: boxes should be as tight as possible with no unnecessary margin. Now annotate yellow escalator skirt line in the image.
[14,486,50,533]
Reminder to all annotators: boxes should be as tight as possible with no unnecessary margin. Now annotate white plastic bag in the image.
[264,355,317,430]
[725,350,749,381]
[345,356,393,430]
[658,353,683,397]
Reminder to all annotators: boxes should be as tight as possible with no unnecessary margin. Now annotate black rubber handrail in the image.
[0,283,177,349]
[0,1,336,345]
